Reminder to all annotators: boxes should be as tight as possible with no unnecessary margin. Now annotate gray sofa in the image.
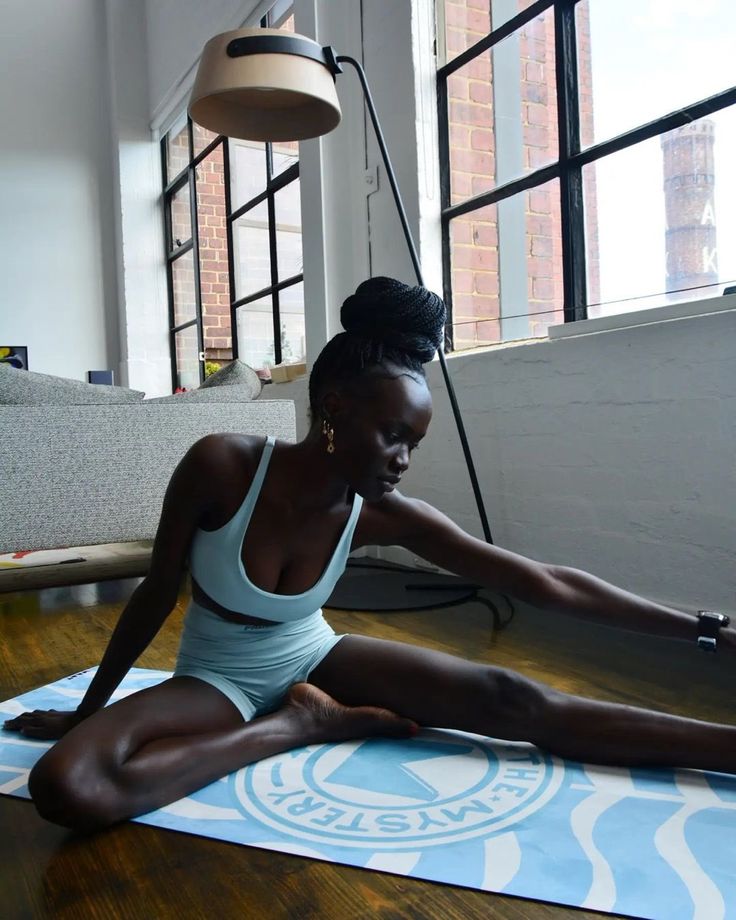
[0,365,296,590]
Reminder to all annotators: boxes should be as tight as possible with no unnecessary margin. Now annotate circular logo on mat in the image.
[233,732,563,850]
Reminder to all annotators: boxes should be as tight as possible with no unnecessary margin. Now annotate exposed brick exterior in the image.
[443,0,599,346]
[195,134,232,366]
[167,123,232,384]
[661,120,718,294]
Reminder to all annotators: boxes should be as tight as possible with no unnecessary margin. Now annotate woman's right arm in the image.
[4,435,225,738]
[73,579,181,719]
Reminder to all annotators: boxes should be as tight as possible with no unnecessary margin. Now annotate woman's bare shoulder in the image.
[178,433,269,524]
[185,432,266,474]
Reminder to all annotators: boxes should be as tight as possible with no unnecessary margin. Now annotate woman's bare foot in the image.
[283,683,418,744]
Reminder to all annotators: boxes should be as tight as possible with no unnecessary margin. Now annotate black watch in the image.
[696,610,730,652]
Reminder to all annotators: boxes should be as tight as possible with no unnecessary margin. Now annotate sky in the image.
[587,0,736,310]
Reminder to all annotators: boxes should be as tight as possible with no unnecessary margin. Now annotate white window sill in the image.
[548,291,736,340]
[441,291,736,363]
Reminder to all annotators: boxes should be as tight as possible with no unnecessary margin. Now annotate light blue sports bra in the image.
[189,437,363,621]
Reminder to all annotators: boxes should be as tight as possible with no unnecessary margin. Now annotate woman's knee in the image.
[28,747,117,831]
[481,666,554,737]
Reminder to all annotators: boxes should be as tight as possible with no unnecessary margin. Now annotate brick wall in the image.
[443,0,599,346]
[167,125,198,386]
[445,0,496,349]
[167,186,265,383]
[195,131,232,367]
[661,120,718,294]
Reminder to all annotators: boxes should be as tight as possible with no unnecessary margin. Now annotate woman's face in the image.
[328,372,433,502]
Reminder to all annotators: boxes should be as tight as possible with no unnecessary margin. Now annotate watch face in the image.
[697,611,729,647]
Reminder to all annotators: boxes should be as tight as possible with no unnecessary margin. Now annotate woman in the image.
[5,277,735,831]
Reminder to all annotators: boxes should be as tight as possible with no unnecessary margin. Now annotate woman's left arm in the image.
[385,494,734,651]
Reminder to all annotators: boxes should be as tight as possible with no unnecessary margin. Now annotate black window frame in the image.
[437,0,736,345]
[160,3,302,391]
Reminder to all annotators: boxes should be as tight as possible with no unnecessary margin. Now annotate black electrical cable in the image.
[343,559,515,629]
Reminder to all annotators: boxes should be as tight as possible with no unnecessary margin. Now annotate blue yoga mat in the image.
[1,668,734,920]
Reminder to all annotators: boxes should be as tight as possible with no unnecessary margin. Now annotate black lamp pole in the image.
[335,54,494,545]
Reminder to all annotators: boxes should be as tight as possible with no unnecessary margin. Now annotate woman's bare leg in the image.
[309,636,736,774]
[27,676,415,831]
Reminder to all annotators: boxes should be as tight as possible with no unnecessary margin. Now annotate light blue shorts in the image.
[173,601,344,721]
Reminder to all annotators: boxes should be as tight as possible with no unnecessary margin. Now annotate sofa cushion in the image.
[200,358,262,398]
[0,401,297,552]
[145,384,262,404]
[0,363,145,405]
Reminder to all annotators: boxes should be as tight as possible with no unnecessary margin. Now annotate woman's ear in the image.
[321,390,346,421]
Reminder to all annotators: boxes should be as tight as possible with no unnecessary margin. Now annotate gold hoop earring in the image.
[322,418,335,454]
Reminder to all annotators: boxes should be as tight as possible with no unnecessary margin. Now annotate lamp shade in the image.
[189,28,341,142]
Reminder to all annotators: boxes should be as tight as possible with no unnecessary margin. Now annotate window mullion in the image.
[439,0,553,80]
[186,109,209,381]
[188,159,205,384]
[266,142,274,184]
[222,137,239,361]
[436,69,454,351]
[555,0,587,323]
[161,136,179,392]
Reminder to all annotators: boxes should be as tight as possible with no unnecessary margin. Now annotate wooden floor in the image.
[1,574,734,920]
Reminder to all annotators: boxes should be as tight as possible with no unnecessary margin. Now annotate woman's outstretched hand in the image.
[3,709,85,741]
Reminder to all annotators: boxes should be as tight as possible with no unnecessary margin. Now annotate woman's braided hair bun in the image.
[308,276,447,415]
[340,276,446,364]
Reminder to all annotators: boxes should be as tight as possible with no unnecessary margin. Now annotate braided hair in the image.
[308,276,447,417]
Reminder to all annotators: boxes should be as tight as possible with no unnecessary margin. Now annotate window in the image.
[437,0,736,348]
[161,4,303,389]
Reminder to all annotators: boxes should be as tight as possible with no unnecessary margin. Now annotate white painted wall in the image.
[361,0,440,290]
[0,0,121,380]
[106,0,170,395]
[394,305,736,616]
[296,0,371,359]
[295,0,441,364]
[145,0,271,130]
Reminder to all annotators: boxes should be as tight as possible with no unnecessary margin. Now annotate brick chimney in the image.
[661,120,717,294]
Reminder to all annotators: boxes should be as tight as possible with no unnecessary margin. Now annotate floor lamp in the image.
[190,28,506,620]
